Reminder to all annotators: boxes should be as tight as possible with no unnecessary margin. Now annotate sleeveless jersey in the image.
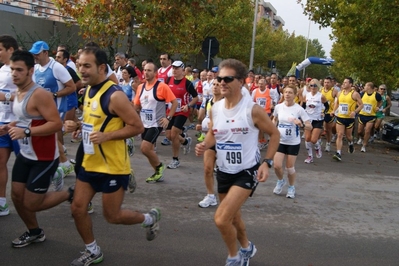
[360,91,378,117]
[157,66,172,83]
[337,90,356,119]
[196,80,203,104]
[202,80,213,101]
[376,94,387,116]
[167,77,190,117]
[34,58,68,112]
[268,84,280,105]
[305,91,324,121]
[273,102,309,145]
[139,81,166,128]
[212,96,260,174]
[120,81,133,101]
[81,80,130,174]
[0,64,18,122]
[252,88,272,114]
[200,97,215,132]
[321,87,335,113]
[12,84,58,161]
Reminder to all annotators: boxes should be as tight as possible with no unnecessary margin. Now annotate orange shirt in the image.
[133,80,176,105]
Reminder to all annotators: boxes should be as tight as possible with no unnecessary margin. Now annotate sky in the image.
[270,0,333,58]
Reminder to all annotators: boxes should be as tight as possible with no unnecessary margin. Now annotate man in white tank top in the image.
[195,59,280,266]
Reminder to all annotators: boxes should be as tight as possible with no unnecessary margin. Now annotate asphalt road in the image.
[1,126,399,266]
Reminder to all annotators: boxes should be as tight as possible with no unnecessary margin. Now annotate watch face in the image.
[24,128,30,135]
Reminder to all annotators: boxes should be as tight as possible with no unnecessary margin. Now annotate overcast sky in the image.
[270,0,333,58]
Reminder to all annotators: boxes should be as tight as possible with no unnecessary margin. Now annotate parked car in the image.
[391,92,399,101]
[382,119,399,145]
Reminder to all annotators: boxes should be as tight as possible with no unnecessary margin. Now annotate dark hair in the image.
[144,62,158,72]
[121,65,135,78]
[58,49,70,61]
[11,50,35,69]
[84,42,100,49]
[218,59,247,81]
[146,58,154,63]
[81,47,108,73]
[0,35,18,51]
[324,76,332,81]
[288,75,296,79]
[160,53,170,60]
[345,77,353,85]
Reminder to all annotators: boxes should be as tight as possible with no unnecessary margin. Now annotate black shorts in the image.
[166,115,187,130]
[324,114,335,124]
[311,120,324,129]
[209,145,216,151]
[142,127,163,144]
[277,143,300,156]
[12,154,59,194]
[336,117,355,129]
[78,167,129,193]
[217,163,259,196]
[358,114,376,125]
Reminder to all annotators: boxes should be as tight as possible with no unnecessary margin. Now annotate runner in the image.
[374,85,391,140]
[320,77,338,152]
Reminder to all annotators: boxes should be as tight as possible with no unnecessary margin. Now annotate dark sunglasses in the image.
[379,88,386,90]
[309,84,318,87]
[216,76,236,83]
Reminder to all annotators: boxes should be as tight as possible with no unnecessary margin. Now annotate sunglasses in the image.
[379,88,386,90]
[216,76,237,83]
[309,84,318,87]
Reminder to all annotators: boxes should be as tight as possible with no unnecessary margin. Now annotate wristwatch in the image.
[262,159,273,168]
[4,92,11,103]
[166,116,172,121]
[53,93,58,98]
[24,128,31,137]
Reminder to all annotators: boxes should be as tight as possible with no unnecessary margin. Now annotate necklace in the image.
[17,81,33,94]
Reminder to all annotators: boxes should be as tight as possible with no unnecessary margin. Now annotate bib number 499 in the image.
[226,151,242,164]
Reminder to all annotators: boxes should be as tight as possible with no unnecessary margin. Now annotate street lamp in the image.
[303,19,311,79]
[249,0,259,70]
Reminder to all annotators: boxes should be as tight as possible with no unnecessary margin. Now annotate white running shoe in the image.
[356,138,363,145]
[304,156,313,163]
[286,186,296,199]
[183,137,192,155]
[315,149,322,159]
[273,179,286,195]
[198,195,217,208]
[167,159,180,169]
[361,146,366,152]
[52,167,65,191]
[331,134,337,143]
[325,143,331,152]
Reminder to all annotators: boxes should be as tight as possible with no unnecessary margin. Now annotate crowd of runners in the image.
[0,34,392,266]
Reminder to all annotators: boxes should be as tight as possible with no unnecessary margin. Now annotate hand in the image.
[195,142,207,156]
[64,120,79,133]
[256,163,270,182]
[350,111,356,118]
[160,117,170,128]
[89,131,108,144]
[78,88,85,95]
[0,124,10,136]
[182,105,189,112]
[8,126,25,140]
[195,124,202,131]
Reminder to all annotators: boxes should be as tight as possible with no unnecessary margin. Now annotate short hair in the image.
[81,47,108,73]
[144,62,158,72]
[58,49,70,61]
[218,59,247,81]
[146,58,154,63]
[84,41,100,48]
[128,58,136,64]
[288,75,296,79]
[379,84,387,89]
[345,77,353,85]
[160,53,171,60]
[115,52,126,59]
[121,65,135,77]
[11,50,35,69]
[0,35,18,51]
[324,76,332,82]
[283,84,297,95]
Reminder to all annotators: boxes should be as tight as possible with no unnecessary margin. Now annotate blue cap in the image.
[211,66,218,72]
[29,41,49,54]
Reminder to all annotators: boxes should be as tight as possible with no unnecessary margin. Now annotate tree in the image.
[299,0,399,88]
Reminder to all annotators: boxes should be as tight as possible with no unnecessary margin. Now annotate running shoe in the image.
[128,169,137,193]
[146,164,165,183]
[61,164,74,176]
[126,137,135,157]
[225,255,243,266]
[52,167,65,192]
[240,241,257,266]
[348,144,354,154]
[183,137,192,155]
[315,148,322,159]
[331,134,337,143]
[198,195,217,208]
[70,247,103,266]
[167,159,180,169]
[197,133,205,142]
[325,143,331,152]
[333,152,342,161]
[361,146,366,153]
[142,208,161,241]
[286,186,296,199]
[12,230,46,248]
[87,202,94,214]
[368,136,374,143]
[161,138,171,146]
[273,179,286,195]
[356,138,363,145]
[0,203,10,216]
[304,156,313,163]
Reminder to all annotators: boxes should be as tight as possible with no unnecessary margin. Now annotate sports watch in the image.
[24,128,31,137]
[262,159,273,168]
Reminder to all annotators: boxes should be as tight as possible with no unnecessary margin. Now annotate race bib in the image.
[216,142,243,166]
[19,137,34,154]
[339,103,348,115]
[278,123,295,142]
[141,109,154,123]
[363,104,372,114]
[0,102,11,112]
[256,97,266,108]
[82,123,94,154]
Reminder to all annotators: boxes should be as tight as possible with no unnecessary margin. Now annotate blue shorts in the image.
[0,123,20,155]
[67,92,78,111]
[78,167,129,193]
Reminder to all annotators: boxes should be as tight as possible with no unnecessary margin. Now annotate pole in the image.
[303,19,311,79]
[207,39,212,69]
[249,0,259,70]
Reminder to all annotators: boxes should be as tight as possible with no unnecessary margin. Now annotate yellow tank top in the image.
[359,91,378,116]
[321,87,335,113]
[82,80,131,174]
[337,90,356,119]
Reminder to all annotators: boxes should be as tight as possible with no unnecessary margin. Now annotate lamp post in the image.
[303,19,311,79]
[249,0,259,70]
